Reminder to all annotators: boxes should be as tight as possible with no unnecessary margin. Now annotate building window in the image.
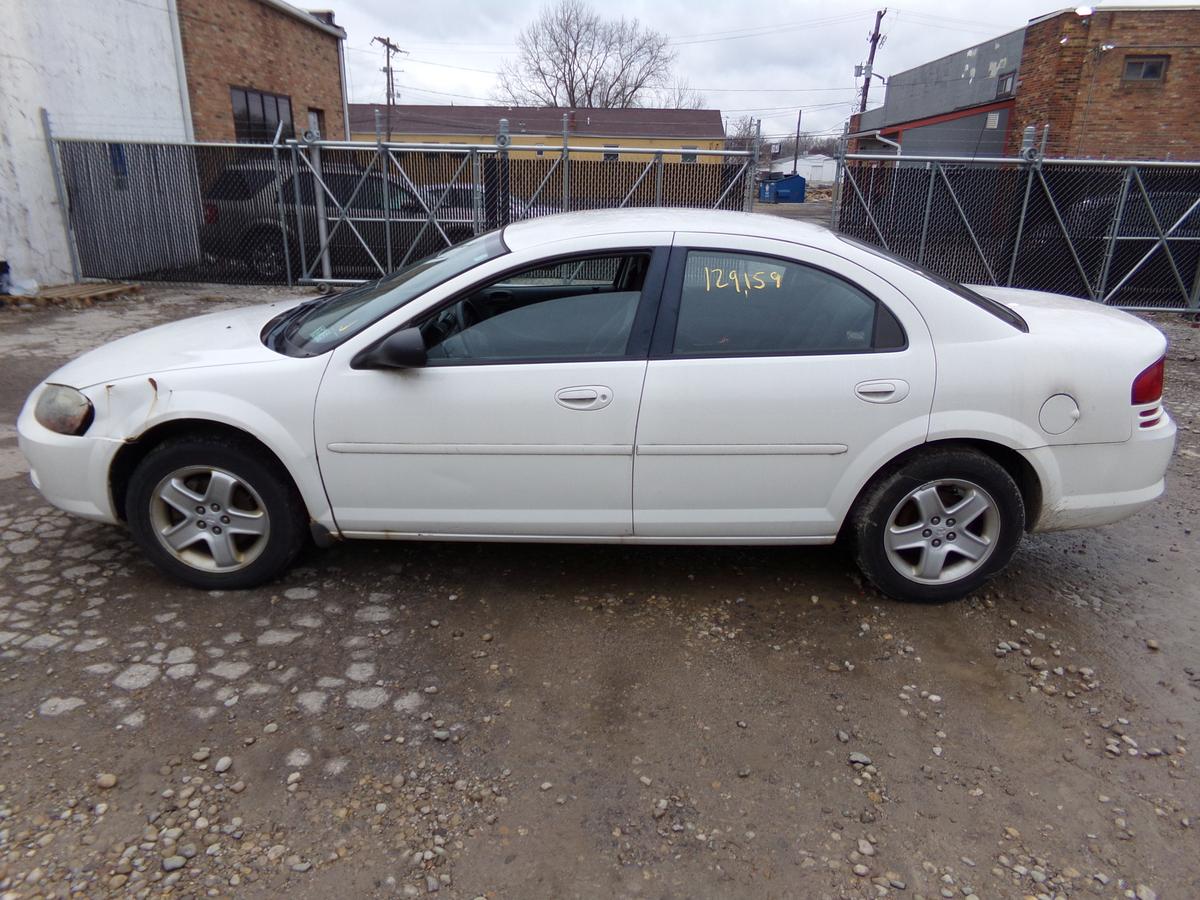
[231,88,294,143]
[1122,55,1168,82]
[681,146,698,164]
[603,145,618,162]
[996,71,1016,98]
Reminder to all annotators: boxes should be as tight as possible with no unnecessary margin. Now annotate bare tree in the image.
[724,115,759,152]
[496,0,676,108]
[654,78,706,110]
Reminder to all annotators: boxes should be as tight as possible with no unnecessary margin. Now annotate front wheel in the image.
[126,437,307,589]
[851,448,1025,603]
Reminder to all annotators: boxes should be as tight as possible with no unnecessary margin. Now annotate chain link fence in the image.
[835,154,1200,310]
[51,136,756,286]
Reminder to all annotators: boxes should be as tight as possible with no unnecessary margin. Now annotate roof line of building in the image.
[252,0,345,38]
[1029,4,1200,25]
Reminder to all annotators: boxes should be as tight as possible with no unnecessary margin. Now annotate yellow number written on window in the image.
[702,267,783,293]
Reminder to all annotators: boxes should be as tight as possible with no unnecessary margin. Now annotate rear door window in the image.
[672,250,899,355]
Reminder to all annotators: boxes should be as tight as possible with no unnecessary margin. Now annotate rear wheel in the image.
[852,448,1024,602]
[126,436,307,589]
[246,230,291,282]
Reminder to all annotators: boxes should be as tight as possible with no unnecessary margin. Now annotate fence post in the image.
[743,119,761,212]
[917,163,936,265]
[470,149,483,235]
[1191,252,1200,310]
[270,122,294,287]
[1097,166,1133,300]
[497,118,511,228]
[40,109,81,283]
[831,125,848,232]
[376,110,393,273]
[1006,149,1039,287]
[654,152,663,207]
[289,143,310,280]
[561,113,570,213]
[309,134,333,282]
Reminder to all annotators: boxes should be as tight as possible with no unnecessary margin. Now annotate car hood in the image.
[48,300,303,389]
[968,285,1164,342]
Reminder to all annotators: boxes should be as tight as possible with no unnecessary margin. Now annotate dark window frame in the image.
[399,246,671,366]
[231,86,296,143]
[996,70,1016,98]
[649,246,908,360]
[1122,55,1169,82]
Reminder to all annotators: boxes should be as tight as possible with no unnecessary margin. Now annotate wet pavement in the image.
[0,286,1197,899]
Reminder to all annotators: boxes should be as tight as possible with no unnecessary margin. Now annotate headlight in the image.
[34,384,94,436]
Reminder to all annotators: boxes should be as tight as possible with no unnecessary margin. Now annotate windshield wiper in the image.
[264,296,327,353]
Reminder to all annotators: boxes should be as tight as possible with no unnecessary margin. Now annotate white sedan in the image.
[18,209,1175,602]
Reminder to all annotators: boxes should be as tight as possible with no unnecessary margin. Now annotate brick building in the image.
[176,0,349,142]
[848,6,1200,160]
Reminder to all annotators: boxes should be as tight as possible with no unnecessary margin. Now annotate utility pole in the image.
[791,109,802,174]
[372,35,405,141]
[858,9,886,113]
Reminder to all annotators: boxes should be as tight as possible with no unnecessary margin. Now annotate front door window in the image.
[421,253,653,363]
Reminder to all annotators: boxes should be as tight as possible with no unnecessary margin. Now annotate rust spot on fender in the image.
[146,377,160,419]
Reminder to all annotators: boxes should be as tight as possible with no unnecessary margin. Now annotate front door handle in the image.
[555,385,613,411]
[855,379,910,404]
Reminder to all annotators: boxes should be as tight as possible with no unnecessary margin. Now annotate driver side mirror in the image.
[352,327,428,369]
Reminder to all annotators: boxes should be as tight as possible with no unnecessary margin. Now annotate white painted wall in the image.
[0,0,190,285]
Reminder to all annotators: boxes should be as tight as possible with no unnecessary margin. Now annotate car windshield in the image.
[264,230,508,357]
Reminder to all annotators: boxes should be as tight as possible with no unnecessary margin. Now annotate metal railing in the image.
[834,152,1200,310]
[50,128,757,287]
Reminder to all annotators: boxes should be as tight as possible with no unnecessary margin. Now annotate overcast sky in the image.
[332,1,1194,141]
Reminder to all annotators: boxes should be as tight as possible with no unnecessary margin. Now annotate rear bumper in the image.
[1023,416,1177,532]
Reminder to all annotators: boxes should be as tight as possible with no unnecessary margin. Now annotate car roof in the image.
[501,208,838,252]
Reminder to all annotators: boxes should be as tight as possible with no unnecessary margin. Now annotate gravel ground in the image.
[0,285,1197,899]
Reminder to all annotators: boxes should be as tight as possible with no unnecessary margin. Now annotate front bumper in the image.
[1024,414,1177,532]
[16,396,123,524]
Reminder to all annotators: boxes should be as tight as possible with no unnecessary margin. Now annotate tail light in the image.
[203,202,219,225]
[1131,356,1164,405]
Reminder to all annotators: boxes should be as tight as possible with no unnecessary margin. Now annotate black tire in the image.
[126,436,307,590]
[851,447,1025,603]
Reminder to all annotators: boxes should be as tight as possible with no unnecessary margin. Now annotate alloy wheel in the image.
[883,478,1001,585]
[148,466,270,573]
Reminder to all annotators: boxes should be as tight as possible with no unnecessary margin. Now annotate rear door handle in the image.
[855,379,910,404]
[555,385,613,411]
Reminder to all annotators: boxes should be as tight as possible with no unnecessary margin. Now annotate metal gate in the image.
[835,152,1200,310]
[51,132,757,286]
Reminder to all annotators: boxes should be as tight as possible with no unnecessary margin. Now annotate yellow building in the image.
[347,104,727,163]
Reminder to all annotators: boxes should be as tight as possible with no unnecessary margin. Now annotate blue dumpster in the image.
[772,173,807,203]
